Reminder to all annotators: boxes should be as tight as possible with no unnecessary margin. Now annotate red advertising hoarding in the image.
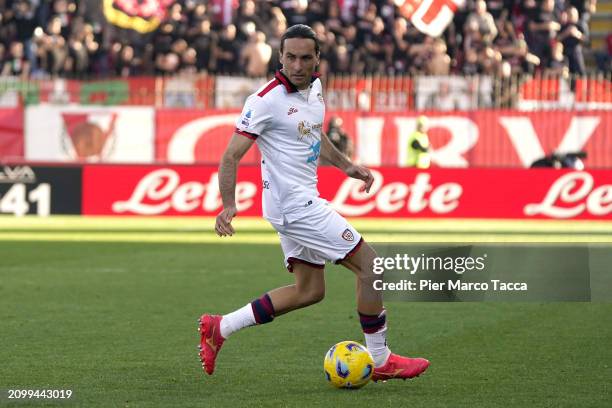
[82,165,612,220]
[0,108,24,160]
[155,109,612,168]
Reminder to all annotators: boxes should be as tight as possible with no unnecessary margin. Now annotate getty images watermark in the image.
[367,244,604,302]
[372,253,529,292]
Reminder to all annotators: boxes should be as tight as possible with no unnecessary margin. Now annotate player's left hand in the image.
[345,165,374,193]
[215,206,237,237]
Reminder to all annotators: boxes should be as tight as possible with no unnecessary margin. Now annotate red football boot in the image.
[372,353,430,382]
[198,314,226,375]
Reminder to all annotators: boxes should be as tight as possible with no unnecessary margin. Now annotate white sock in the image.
[364,326,391,367]
[220,304,256,339]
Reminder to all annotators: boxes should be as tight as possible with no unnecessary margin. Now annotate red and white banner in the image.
[155,110,612,168]
[0,108,23,161]
[82,165,612,220]
[25,105,154,163]
[519,77,612,111]
[398,0,464,37]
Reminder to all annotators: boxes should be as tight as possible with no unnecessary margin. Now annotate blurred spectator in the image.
[356,3,377,46]
[312,22,330,75]
[328,116,352,158]
[283,0,309,26]
[427,38,451,75]
[216,24,240,74]
[340,25,365,73]
[485,0,510,22]
[116,45,135,77]
[463,18,486,59]
[52,0,75,38]
[320,116,353,165]
[557,7,585,75]
[13,0,37,43]
[45,16,68,75]
[363,17,391,74]
[2,41,30,78]
[156,52,180,76]
[546,41,569,76]
[495,23,540,75]
[318,30,337,77]
[595,34,612,72]
[167,3,188,40]
[324,1,343,36]
[186,2,209,37]
[240,31,271,78]
[236,0,265,43]
[153,22,175,56]
[569,0,596,40]
[266,7,287,74]
[66,34,88,76]
[462,48,481,75]
[526,0,561,68]
[180,47,198,75]
[465,0,498,43]
[328,41,352,74]
[190,19,217,73]
[305,0,326,25]
[391,17,410,74]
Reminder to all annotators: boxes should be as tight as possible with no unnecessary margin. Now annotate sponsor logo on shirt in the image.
[241,109,253,127]
[307,141,321,163]
[288,107,298,115]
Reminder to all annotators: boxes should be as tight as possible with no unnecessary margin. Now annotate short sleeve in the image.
[234,95,272,140]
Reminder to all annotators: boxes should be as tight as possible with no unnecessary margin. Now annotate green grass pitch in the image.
[0,216,611,407]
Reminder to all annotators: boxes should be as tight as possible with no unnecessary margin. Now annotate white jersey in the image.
[235,71,325,224]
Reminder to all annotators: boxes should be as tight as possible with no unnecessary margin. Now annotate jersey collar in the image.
[275,70,321,93]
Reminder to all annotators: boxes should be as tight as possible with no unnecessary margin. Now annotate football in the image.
[323,341,374,389]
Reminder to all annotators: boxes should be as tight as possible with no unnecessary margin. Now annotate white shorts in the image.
[270,200,363,272]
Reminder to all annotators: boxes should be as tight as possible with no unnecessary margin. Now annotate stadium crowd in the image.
[0,0,606,80]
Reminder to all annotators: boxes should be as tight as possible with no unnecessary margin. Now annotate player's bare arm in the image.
[216,133,254,236]
[320,132,374,193]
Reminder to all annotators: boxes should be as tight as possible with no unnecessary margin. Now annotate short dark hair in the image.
[280,24,319,54]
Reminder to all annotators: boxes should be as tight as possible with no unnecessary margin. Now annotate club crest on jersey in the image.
[241,109,253,127]
[341,228,354,242]
[297,120,323,141]
[287,107,298,115]
[317,93,323,103]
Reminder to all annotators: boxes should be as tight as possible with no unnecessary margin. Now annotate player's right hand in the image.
[215,206,237,237]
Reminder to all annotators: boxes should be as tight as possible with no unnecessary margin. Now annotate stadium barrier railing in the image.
[0,72,610,111]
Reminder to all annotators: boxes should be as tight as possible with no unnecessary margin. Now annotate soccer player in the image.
[199,24,429,382]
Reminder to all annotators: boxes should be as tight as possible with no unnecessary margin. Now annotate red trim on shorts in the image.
[335,237,364,264]
[286,257,325,273]
[258,79,281,97]
[234,128,259,140]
